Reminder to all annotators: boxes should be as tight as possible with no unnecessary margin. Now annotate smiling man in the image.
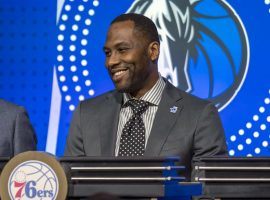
[65,13,227,181]
[103,17,159,98]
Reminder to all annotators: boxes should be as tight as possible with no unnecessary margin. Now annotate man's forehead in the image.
[108,20,135,34]
[104,21,136,46]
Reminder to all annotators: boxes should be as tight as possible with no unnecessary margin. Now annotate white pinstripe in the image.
[115,76,166,156]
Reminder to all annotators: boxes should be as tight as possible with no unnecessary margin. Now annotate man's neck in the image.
[123,74,165,104]
[130,72,159,98]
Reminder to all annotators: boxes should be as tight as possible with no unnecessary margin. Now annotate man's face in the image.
[103,21,159,98]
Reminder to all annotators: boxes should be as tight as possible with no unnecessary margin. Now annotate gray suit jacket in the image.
[0,99,37,157]
[65,81,227,180]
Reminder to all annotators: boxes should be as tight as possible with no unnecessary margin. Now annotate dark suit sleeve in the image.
[191,103,228,179]
[13,108,37,155]
[65,103,85,156]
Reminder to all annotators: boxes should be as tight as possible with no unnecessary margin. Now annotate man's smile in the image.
[111,68,129,82]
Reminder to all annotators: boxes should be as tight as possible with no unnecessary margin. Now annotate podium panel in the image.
[0,153,202,199]
[60,157,202,199]
[195,157,270,199]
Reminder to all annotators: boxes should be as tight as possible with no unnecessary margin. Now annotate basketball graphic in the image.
[0,152,67,200]
[8,160,58,199]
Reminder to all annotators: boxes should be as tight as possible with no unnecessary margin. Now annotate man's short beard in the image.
[115,86,131,94]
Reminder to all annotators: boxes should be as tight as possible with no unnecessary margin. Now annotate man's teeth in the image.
[115,70,126,76]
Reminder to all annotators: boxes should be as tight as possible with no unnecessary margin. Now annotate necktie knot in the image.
[127,99,149,116]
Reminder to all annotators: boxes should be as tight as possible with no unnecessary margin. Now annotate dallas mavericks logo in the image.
[56,0,248,112]
[127,0,249,111]
[8,160,58,199]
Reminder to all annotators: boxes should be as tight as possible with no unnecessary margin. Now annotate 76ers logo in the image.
[8,160,58,200]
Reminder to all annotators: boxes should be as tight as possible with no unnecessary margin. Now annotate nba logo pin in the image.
[170,106,178,113]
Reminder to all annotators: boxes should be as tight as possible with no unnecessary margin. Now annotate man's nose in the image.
[106,52,120,68]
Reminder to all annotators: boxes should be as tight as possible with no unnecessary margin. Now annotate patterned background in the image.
[0,0,269,157]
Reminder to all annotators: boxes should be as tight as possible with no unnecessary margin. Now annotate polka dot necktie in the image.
[118,99,149,156]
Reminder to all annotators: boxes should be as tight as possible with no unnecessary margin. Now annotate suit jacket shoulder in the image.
[166,81,212,109]
[147,82,227,180]
[65,90,122,156]
[0,99,25,115]
[0,99,37,157]
[80,90,121,113]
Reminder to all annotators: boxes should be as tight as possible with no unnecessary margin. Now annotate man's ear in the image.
[148,41,160,62]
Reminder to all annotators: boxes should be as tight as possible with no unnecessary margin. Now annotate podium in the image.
[0,152,202,199]
[61,156,202,199]
[195,157,270,199]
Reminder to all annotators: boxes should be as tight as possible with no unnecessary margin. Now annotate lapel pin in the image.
[170,106,178,113]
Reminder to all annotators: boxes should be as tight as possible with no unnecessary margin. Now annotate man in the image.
[0,99,37,157]
[65,13,227,180]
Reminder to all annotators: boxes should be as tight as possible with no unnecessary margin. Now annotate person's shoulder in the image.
[165,81,213,110]
[180,89,210,105]
[0,99,25,114]
[79,90,119,108]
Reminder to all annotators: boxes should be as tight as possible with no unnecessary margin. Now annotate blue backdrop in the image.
[0,0,269,157]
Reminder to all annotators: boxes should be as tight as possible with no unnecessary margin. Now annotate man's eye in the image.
[104,51,111,57]
[118,48,128,53]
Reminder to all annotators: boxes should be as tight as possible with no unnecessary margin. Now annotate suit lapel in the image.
[145,82,183,156]
[99,91,122,156]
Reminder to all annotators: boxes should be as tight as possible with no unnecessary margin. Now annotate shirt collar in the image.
[123,75,165,107]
